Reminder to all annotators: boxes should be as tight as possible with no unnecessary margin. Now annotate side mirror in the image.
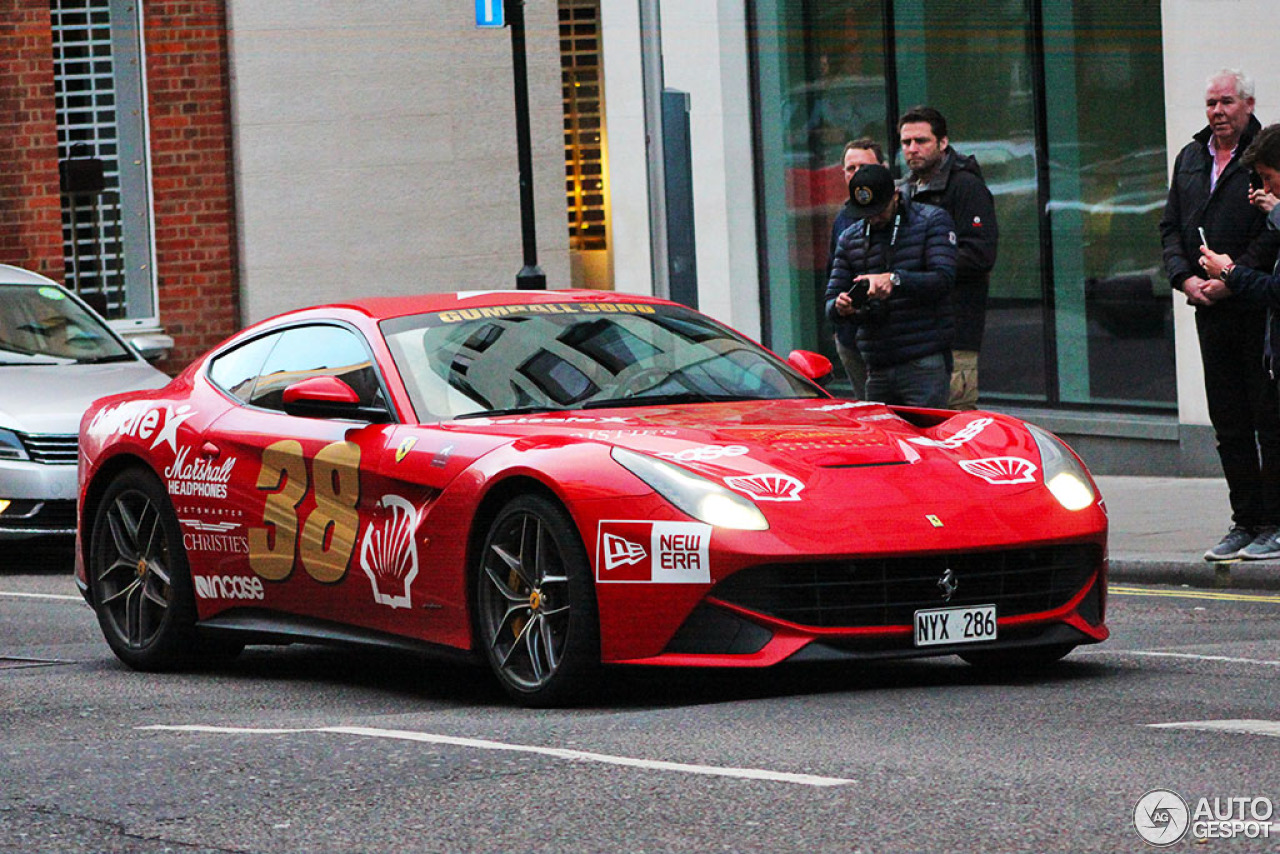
[281,376,391,423]
[787,349,833,384]
[127,333,174,362]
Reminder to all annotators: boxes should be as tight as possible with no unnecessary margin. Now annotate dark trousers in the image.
[1196,303,1280,528]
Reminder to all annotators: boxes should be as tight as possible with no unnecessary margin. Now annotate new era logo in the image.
[602,533,647,570]
[596,521,712,584]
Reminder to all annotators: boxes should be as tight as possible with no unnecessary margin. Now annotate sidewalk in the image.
[1094,475,1280,591]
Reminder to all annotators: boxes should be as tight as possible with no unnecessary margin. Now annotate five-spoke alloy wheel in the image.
[475,494,599,706]
[89,468,198,670]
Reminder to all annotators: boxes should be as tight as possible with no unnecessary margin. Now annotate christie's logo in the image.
[596,521,711,584]
[193,573,264,601]
[180,519,247,554]
[165,446,236,499]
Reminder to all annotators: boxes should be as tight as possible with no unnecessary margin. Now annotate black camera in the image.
[846,278,888,321]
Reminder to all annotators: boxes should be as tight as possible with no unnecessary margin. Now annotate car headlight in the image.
[1028,424,1097,511]
[610,447,769,531]
[0,428,29,461]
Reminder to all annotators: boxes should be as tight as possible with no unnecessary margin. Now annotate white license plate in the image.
[913,604,997,647]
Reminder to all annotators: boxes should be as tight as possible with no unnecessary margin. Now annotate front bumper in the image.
[0,458,77,539]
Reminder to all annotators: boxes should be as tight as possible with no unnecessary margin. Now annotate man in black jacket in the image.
[1160,68,1280,561]
[826,164,957,408]
[899,106,998,410]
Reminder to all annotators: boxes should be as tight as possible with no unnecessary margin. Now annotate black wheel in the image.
[475,494,599,706]
[88,468,199,670]
[959,643,1075,671]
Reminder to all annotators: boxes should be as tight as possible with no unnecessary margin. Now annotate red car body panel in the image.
[76,290,1108,670]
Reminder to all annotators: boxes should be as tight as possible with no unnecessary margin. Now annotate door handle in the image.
[199,441,221,460]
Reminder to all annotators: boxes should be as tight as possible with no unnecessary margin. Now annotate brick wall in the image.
[0,1,64,280]
[144,0,239,372]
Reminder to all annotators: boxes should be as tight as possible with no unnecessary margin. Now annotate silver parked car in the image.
[0,265,169,540]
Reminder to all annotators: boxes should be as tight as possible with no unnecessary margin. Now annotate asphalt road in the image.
[2,542,1279,853]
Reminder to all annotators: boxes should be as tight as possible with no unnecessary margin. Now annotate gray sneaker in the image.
[1240,526,1280,560]
[1204,526,1255,561]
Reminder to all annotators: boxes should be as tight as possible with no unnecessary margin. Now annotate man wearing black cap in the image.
[825,163,958,408]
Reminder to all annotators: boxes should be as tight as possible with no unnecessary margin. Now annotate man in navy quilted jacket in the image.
[826,163,958,408]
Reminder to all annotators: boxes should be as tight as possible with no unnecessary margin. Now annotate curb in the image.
[1109,558,1280,592]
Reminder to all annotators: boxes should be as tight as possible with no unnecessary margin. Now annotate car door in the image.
[199,322,404,631]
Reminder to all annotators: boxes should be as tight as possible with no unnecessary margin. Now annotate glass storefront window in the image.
[750,0,1173,410]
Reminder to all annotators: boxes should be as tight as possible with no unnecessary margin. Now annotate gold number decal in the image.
[249,439,307,581]
[249,439,363,583]
[300,441,361,583]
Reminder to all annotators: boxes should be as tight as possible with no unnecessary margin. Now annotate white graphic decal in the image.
[86,401,157,441]
[193,574,264,600]
[596,521,711,583]
[657,444,749,463]
[808,401,877,412]
[455,291,513,300]
[180,519,238,533]
[602,533,647,570]
[464,415,632,427]
[430,443,454,468]
[909,417,994,449]
[897,439,922,463]
[150,405,196,452]
[359,494,421,609]
[724,473,805,502]
[958,456,1038,485]
[165,446,236,499]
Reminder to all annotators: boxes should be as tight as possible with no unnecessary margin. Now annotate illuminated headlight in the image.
[610,447,769,531]
[0,428,29,462]
[1029,424,1097,511]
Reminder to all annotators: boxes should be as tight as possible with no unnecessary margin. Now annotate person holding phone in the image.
[825,138,886,398]
[1160,69,1280,561]
[826,164,957,408]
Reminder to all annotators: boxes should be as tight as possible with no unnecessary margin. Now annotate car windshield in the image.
[381,300,823,421]
[0,284,133,365]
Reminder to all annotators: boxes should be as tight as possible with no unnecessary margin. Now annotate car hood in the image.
[463,398,1042,487]
[0,361,169,434]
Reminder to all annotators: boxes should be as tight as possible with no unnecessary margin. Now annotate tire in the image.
[474,494,599,707]
[959,643,1075,672]
[88,468,200,671]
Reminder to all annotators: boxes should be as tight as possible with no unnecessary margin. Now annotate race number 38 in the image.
[249,439,361,583]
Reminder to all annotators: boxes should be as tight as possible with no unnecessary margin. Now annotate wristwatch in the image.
[889,271,901,288]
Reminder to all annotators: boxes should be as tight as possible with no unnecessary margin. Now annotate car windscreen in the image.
[0,284,133,365]
[380,301,823,421]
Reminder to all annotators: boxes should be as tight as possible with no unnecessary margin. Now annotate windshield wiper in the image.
[582,392,759,409]
[455,405,569,419]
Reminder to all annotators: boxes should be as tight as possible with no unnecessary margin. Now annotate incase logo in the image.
[193,574,265,601]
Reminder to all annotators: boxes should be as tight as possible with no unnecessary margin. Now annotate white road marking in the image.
[139,724,855,787]
[0,591,82,602]
[1147,719,1280,738]
[1077,649,1280,667]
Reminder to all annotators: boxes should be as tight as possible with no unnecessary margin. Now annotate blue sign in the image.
[476,0,504,28]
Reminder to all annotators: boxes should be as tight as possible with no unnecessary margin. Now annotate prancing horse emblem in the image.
[937,568,958,602]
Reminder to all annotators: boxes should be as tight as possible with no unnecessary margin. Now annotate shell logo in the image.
[723,473,805,501]
[359,494,421,608]
[958,456,1037,485]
